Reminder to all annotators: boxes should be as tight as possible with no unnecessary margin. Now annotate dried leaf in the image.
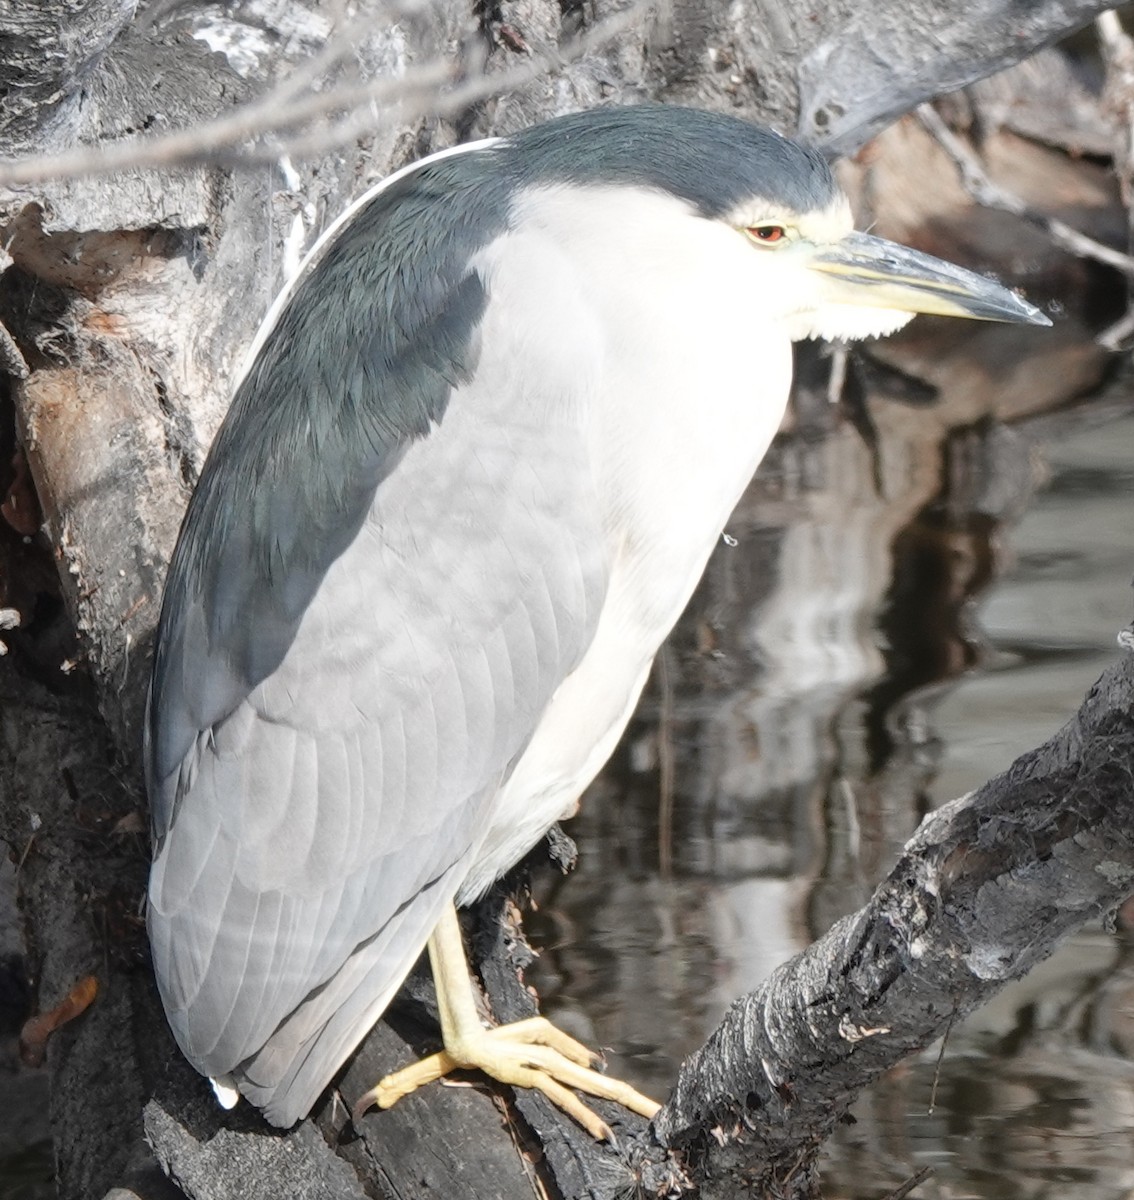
[19,975,99,1067]
[111,811,146,835]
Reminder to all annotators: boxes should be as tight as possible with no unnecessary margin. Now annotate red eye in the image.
[748,225,786,243]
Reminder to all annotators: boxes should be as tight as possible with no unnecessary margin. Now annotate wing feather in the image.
[146,164,609,1123]
[147,265,608,1122]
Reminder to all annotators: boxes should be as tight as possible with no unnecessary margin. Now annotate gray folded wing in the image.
[148,381,608,1124]
[145,159,609,1125]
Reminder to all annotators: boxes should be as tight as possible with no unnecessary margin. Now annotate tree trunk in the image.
[0,2,1127,1198]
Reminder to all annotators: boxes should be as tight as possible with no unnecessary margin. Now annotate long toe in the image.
[355,1017,661,1137]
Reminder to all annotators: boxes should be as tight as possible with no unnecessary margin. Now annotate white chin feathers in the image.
[788,305,917,343]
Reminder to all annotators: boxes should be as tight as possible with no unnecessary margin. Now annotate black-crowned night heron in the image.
[145,105,1047,1136]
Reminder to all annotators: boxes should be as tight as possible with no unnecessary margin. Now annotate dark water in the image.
[530,370,1134,1197]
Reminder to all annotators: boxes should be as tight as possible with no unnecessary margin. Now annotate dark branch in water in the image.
[633,646,1134,1197]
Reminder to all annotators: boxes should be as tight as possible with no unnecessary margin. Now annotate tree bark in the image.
[643,649,1134,1198]
[0,2,1128,1198]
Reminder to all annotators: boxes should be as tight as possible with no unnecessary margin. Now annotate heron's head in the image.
[503,106,1050,342]
[716,189,1050,342]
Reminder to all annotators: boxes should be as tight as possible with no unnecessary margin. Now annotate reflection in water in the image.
[528,330,1134,1197]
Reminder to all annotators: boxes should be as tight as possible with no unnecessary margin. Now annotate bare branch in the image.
[0,2,655,187]
[1095,10,1134,348]
[638,649,1134,1194]
[1096,8,1134,198]
[916,101,1134,280]
[1099,306,1134,351]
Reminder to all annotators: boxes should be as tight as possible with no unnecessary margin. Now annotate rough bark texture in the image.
[646,0,1114,156]
[0,1,1129,1198]
[645,650,1134,1197]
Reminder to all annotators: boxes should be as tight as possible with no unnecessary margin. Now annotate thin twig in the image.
[879,1165,932,1200]
[0,62,448,186]
[825,343,848,406]
[915,102,1134,279]
[1096,11,1134,347]
[1098,305,1134,350]
[15,832,37,874]
[0,3,654,187]
[1096,9,1134,208]
[219,0,362,114]
[926,1004,955,1115]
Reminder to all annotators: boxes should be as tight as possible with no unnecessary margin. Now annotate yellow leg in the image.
[352,903,661,1139]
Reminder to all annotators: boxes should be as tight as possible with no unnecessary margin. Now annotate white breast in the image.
[459,184,795,899]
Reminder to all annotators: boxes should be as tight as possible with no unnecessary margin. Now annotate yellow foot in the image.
[352,1015,661,1140]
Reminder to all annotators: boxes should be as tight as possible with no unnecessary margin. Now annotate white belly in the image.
[456,186,798,898]
[460,347,794,899]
